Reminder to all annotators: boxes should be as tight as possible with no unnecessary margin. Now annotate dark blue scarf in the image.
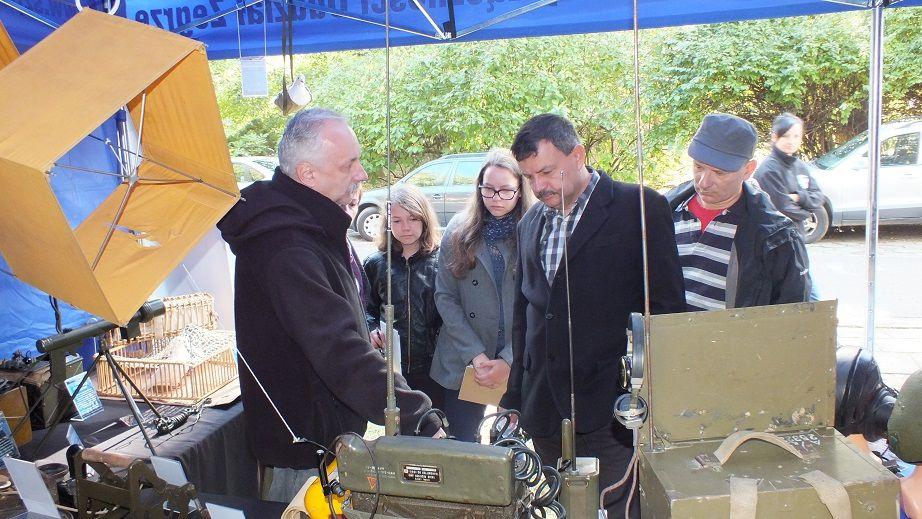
[482,214,516,354]
[483,213,517,245]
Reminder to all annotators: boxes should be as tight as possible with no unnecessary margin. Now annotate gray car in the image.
[806,119,922,243]
[355,152,487,241]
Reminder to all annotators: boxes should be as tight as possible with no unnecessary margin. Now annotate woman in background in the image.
[364,185,444,409]
[755,113,825,238]
[754,112,825,300]
[430,148,534,442]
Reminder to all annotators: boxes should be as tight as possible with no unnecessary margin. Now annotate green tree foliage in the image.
[885,8,922,116]
[648,14,870,158]
[213,7,921,188]
[648,9,921,160]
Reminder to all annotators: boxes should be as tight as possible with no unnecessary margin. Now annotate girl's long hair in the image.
[375,184,441,255]
[448,148,534,278]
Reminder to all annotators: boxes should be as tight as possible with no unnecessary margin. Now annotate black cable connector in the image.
[414,407,452,438]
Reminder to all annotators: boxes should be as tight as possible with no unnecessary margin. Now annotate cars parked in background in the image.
[232,156,279,189]
[355,152,487,241]
[805,119,921,243]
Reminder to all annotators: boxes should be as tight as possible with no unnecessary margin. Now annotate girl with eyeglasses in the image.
[430,148,535,441]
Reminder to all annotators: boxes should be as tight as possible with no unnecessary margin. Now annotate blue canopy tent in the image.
[0,0,918,358]
[4,0,921,57]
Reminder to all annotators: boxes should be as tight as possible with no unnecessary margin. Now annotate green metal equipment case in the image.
[637,301,899,518]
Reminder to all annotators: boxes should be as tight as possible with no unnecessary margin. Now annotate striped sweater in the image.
[673,197,743,311]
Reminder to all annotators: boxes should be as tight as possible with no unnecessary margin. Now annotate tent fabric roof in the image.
[2,0,921,60]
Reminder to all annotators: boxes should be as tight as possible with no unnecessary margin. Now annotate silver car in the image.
[355,153,487,241]
[232,156,279,189]
[806,119,922,243]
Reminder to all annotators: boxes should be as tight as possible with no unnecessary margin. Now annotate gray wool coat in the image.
[430,214,517,390]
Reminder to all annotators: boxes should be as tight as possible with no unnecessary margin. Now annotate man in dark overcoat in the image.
[500,113,686,517]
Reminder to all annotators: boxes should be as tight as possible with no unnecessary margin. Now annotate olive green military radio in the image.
[623,301,899,518]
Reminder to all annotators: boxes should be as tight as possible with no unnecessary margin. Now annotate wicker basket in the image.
[94,293,238,404]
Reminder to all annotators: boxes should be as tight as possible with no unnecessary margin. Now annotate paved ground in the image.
[351,224,922,391]
[809,225,922,390]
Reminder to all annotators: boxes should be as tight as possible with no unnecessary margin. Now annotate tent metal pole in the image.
[287,1,440,40]
[864,2,884,357]
[409,0,446,39]
[455,0,557,39]
[445,0,457,37]
[0,0,59,29]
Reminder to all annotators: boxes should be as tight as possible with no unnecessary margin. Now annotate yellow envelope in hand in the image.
[458,365,507,406]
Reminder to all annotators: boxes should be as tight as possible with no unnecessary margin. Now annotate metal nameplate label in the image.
[779,432,822,456]
[402,464,442,483]
[695,453,721,467]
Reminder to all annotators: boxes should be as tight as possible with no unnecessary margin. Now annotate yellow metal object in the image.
[304,460,346,518]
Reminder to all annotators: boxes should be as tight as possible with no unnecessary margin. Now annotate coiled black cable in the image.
[531,465,562,508]
[493,437,542,485]
[481,412,564,518]
[530,499,567,519]
[476,409,528,444]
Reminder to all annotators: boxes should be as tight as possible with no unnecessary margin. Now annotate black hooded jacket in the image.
[665,180,810,308]
[218,170,437,469]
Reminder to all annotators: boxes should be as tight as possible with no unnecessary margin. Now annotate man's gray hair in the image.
[277,108,347,178]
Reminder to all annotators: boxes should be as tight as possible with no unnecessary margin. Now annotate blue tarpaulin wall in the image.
[0,0,920,358]
[0,121,120,358]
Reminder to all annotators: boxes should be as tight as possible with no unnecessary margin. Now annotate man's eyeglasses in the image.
[479,185,519,200]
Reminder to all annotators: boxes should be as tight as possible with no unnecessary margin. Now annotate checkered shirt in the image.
[540,170,600,282]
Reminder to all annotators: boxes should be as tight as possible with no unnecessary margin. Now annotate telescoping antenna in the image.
[555,170,603,518]
[558,170,578,463]
[605,0,654,515]
[382,0,400,437]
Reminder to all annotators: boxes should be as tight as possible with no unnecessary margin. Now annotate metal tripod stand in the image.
[10,302,167,459]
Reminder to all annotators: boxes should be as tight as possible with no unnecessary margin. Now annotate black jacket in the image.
[500,170,687,439]
[363,248,441,376]
[665,180,811,308]
[754,146,825,237]
[218,170,437,469]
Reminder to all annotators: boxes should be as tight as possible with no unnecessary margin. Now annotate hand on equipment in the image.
[369,328,384,349]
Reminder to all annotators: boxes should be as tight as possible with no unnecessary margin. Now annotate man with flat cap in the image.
[665,112,810,310]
